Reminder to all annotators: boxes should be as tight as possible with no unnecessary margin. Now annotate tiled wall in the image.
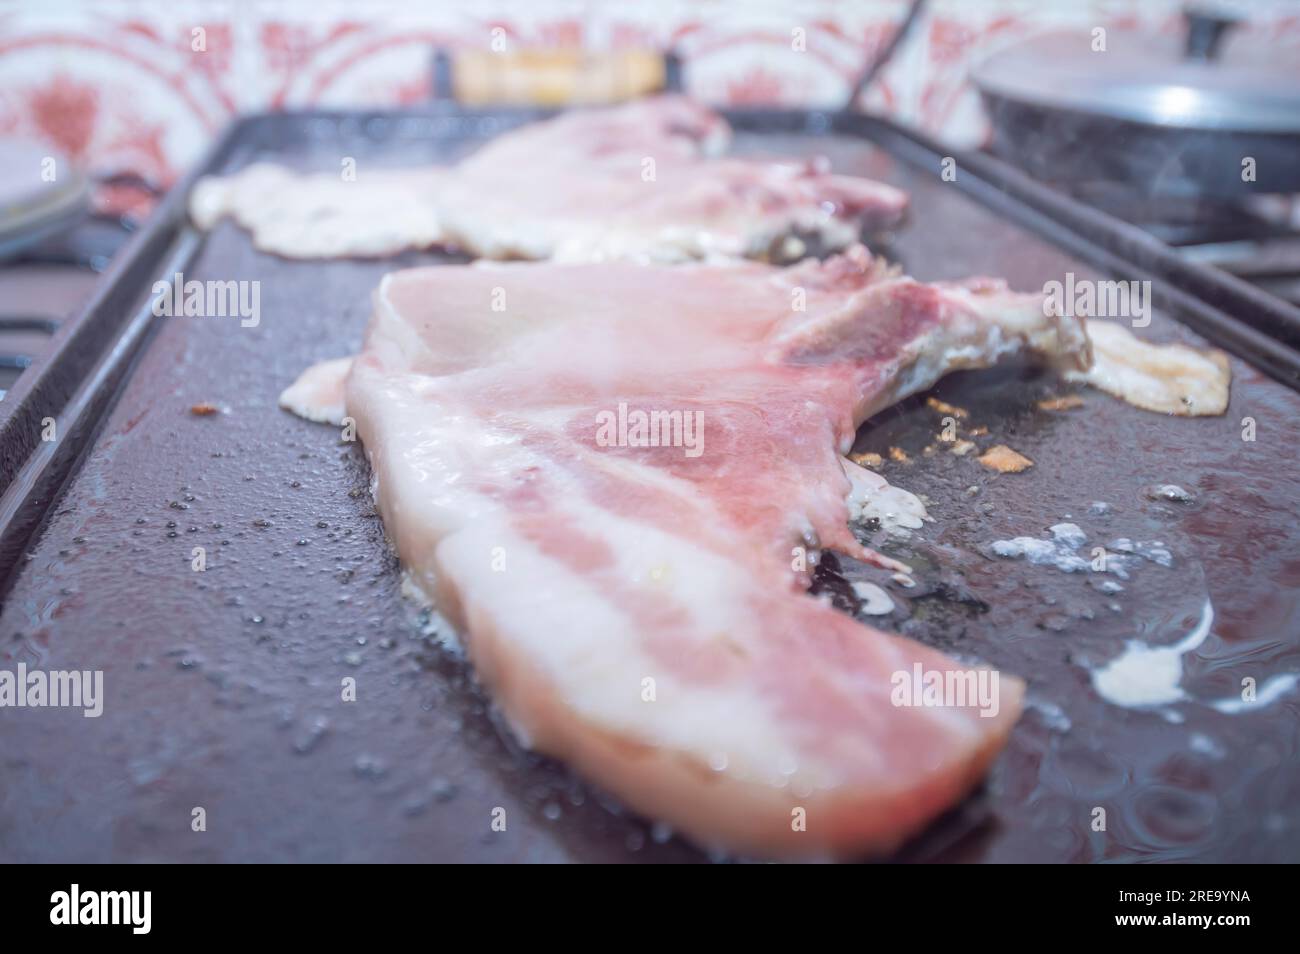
[2,0,1297,185]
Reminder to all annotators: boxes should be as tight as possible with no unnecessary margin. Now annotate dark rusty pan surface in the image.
[1,109,1298,862]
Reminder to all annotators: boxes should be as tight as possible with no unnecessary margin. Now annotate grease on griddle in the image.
[987,522,1172,582]
[1090,599,1214,709]
[1145,483,1195,504]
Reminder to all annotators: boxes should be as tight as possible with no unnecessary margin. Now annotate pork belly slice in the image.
[191,96,908,264]
[298,247,1086,858]
[433,97,909,263]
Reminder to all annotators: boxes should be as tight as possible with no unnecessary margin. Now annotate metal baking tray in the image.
[1,105,1297,862]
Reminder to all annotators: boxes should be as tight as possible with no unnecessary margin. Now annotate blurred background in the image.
[3,0,1297,191]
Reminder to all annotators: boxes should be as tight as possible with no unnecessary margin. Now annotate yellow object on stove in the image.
[452,50,667,106]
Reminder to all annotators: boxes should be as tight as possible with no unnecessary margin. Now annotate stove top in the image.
[0,157,153,400]
[1062,182,1300,307]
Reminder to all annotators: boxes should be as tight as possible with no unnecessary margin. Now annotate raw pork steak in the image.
[192,97,908,264]
[286,247,1089,857]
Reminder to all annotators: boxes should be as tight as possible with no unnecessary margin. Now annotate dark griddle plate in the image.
[1,108,1298,863]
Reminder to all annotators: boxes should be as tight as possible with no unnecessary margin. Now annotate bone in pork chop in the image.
[283,246,1089,858]
[190,97,908,264]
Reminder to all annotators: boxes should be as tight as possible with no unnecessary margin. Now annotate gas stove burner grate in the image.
[1061,183,1300,306]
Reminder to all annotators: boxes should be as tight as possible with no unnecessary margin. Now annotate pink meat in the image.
[312,246,1086,857]
[192,97,909,264]
[436,96,909,261]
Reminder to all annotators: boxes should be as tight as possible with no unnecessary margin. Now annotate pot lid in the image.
[0,139,89,259]
[972,12,1300,133]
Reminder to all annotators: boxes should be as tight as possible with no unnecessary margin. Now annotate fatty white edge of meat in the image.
[189,164,445,259]
[850,580,895,615]
[1065,320,1231,416]
[277,357,352,425]
[841,458,928,534]
[398,570,464,653]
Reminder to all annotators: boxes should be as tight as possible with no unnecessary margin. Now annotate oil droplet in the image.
[1146,484,1193,503]
[431,778,457,802]
[293,716,330,755]
[353,754,387,779]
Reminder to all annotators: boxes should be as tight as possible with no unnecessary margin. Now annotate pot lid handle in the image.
[1184,7,1241,61]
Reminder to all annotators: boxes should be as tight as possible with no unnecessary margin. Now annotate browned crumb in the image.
[926,396,968,418]
[1037,394,1085,412]
[978,444,1034,473]
[967,425,989,436]
[950,439,976,456]
[190,402,221,416]
[888,446,910,463]
[848,451,884,468]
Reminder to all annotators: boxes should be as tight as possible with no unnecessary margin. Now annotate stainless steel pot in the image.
[973,9,1300,197]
